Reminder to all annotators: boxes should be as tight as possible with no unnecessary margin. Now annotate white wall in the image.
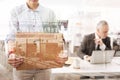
[0,0,25,40]
[0,0,120,41]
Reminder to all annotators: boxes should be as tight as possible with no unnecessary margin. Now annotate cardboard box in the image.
[14,32,64,70]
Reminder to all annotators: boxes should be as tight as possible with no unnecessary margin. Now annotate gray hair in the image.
[96,20,109,29]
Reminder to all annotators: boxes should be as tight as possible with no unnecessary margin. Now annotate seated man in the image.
[77,20,118,79]
[78,20,117,61]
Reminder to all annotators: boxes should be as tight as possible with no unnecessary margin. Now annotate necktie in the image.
[97,44,100,50]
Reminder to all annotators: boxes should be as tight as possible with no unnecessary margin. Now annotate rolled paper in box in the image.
[13,32,64,70]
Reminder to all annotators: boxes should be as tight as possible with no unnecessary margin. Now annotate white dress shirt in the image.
[95,33,106,50]
[6,3,56,41]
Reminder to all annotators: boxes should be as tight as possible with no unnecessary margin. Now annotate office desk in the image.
[51,57,120,79]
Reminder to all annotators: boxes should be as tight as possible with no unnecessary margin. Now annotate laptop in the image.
[90,50,115,64]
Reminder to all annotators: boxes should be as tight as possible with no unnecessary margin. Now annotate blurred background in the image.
[0,0,120,54]
[0,0,120,80]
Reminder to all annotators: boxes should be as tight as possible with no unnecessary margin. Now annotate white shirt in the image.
[95,33,106,50]
[6,3,57,41]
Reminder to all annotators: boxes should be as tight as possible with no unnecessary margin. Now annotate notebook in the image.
[90,50,115,64]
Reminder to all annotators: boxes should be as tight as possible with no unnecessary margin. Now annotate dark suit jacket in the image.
[77,33,111,59]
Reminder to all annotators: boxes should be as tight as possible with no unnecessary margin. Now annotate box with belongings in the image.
[9,32,64,70]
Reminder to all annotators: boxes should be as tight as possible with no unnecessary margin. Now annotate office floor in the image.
[0,74,10,80]
[0,64,12,80]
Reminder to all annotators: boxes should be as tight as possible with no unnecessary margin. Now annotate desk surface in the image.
[52,57,120,76]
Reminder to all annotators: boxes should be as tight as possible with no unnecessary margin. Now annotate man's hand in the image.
[8,40,24,68]
[84,55,91,61]
[8,54,24,68]
[55,51,68,64]
[94,38,104,46]
[55,57,68,64]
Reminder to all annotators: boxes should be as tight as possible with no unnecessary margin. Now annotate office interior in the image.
[0,0,120,80]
